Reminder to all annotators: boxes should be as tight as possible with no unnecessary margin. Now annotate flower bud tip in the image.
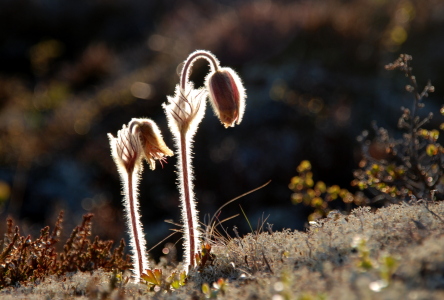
[206,67,246,128]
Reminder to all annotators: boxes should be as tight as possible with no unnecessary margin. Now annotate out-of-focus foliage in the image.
[352,54,444,203]
[290,54,444,219]
[1,0,444,256]
[289,160,367,220]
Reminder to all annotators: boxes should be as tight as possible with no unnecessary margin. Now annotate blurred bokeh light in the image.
[0,0,443,260]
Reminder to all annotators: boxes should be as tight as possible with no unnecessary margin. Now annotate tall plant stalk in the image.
[108,119,173,280]
[163,50,246,269]
[164,83,208,269]
[108,125,147,280]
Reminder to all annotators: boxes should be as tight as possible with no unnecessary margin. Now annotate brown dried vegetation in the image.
[0,212,131,289]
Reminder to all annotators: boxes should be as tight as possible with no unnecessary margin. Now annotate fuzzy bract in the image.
[163,82,207,137]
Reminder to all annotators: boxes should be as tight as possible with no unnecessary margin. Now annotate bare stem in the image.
[405,62,420,164]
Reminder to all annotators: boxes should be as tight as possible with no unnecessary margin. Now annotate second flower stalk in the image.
[163,50,246,269]
[108,118,173,280]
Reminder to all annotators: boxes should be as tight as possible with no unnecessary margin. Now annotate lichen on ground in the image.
[1,201,444,299]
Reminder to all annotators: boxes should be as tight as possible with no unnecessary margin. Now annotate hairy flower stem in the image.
[179,133,196,267]
[172,51,220,268]
[125,170,146,279]
[180,51,219,90]
[108,121,173,280]
[164,84,207,269]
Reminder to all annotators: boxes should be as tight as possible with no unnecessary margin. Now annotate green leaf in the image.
[202,283,210,295]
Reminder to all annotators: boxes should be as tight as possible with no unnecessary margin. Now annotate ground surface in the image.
[1,201,444,299]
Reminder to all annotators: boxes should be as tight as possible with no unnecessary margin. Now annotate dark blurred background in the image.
[0,0,443,261]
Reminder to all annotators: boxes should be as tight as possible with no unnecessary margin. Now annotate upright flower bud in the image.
[108,124,147,280]
[108,124,143,174]
[163,82,207,136]
[206,67,246,128]
[129,118,174,170]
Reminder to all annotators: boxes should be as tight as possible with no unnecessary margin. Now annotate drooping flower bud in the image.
[206,67,246,128]
[129,118,174,170]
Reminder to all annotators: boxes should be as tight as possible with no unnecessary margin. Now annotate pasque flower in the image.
[129,118,174,169]
[163,50,246,270]
[109,124,143,175]
[108,119,172,281]
[163,81,207,270]
[163,82,207,136]
[206,67,246,128]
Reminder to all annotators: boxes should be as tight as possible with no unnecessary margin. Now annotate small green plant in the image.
[351,235,374,271]
[140,242,215,292]
[353,54,444,203]
[202,278,227,299]
[141,268,187,292]
[195,243,215,272]
[273,268,327,300]
[167,270,187,290]
[351,235,398,292]
[378,254,398,286]
[273,269,294,300]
